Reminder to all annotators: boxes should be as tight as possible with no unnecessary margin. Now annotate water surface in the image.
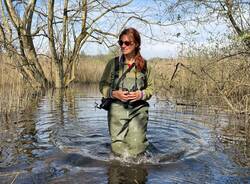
[0,85,249,183]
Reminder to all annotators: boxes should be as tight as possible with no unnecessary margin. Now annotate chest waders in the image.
[108,57,149,157]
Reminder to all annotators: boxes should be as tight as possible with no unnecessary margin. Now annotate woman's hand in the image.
[112,90,129,102]
[127,90,142,102]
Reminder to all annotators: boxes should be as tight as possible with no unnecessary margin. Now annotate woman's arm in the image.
[141,64,154,101]
[99,59,113,98]
[127,64,155,102]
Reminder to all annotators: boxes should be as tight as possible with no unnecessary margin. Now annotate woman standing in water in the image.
[99,27,154,157]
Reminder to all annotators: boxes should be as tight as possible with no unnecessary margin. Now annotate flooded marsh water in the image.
[0,85,249,184]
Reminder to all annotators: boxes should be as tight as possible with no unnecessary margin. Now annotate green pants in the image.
[108,101,149,157]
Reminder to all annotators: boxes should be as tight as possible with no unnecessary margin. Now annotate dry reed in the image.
[75,55,111,84]
[152,56,250,111]
[0,55,35,113]
[1,53,249,114]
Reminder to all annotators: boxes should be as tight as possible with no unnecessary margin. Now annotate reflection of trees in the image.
[48,88,79,125]
[64,89,78,120]
[108,164,148,184]
[50,89,65,125]
[49,85,100,124]
[218,114,250,167]
[0,95,40,166]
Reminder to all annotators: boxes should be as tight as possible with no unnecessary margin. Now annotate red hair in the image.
[119,28,146,72]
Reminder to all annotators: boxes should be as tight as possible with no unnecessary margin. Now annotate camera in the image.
[122,85,138,93]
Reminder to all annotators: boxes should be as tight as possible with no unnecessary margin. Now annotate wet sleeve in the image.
[99,59,114,98]
[142,64,154,101]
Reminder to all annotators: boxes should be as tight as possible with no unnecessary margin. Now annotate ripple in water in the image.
[50,96,214,166]
[1,87,249,184]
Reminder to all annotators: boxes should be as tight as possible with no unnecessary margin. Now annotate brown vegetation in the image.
[154,55,250,115]
[0,55,35,113]
[74,55,113,84]
[1,53,249,116]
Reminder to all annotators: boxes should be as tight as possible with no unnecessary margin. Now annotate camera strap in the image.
[111,57,120,90]
[115,62,135,90]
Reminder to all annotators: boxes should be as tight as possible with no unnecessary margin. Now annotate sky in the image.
[82,39,180,59]
[80,0,180,59]
[3,0,247,62]
[82,21,228,59]
[16,0,230,59]
[80,0,229,59]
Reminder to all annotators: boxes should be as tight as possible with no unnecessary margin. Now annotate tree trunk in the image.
[3,0,51,88]
[54,60,64,88]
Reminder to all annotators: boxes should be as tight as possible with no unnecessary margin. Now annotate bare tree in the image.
[154,0,250,113]
[155,0,250,50]
[0,0,50,87]
[0,0,160,88]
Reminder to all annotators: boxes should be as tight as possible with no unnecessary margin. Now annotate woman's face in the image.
[119,34,137,56]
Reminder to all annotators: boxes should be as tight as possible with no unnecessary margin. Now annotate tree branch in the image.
[88,0,133,29]
[4,0,23,28]
[48,0,58,62]
[23,0,36,32]
[60,0,69,61]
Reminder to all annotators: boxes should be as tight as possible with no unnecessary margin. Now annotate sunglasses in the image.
[118,40,133,46]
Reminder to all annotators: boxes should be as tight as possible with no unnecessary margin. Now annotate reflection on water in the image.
[108,163,148,184]
[0,84,249,184]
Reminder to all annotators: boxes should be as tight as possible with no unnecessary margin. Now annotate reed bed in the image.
[75,55,111,84]
[37,54,112,85]
[1,53,249,114]
[0,56,35,113]
[36,54,250,113]
[152,56,250,110]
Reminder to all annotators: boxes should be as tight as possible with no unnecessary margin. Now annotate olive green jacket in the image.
[99,57,154,101]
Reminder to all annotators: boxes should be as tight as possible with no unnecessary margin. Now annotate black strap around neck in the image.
[110,57,119,90]
[115,62,135,90]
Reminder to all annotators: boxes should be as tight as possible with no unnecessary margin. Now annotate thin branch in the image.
[92,29,117,37]
[204,51,250,69]
[88,0,133,29]
[224,0,242,35]
[4,0,23,28]
[10,172,19,184]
